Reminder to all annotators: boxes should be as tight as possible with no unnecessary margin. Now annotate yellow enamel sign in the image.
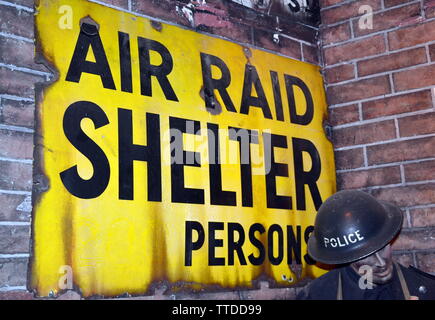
[32,0,336,297]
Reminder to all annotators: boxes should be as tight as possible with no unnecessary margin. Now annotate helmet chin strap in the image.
[394,262,411,300]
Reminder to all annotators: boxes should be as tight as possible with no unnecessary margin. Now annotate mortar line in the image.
[0,124,34,133]
[332,108,435,129]
[326,60,435,88]
[0,32,34,43]
[329,85,435,108]
[0,221,31,226]
[336,157,435,173]
[335,132,435,151]
[0,189,31,195]
[0,0,33,12]
[0,63,53,78]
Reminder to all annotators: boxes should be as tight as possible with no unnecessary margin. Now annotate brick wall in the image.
[320,0,435,273]
[0,0,318,299]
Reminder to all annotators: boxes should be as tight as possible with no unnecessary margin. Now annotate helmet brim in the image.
[307,201,403,265]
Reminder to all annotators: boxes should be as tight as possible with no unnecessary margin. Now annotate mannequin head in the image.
[351,244,394,285]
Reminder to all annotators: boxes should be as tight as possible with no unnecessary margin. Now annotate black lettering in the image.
[270,71,284,121]
[292,138,322,210]
[287,225,302,265]
[60,101,110,199]
[118,32,132,93]
[228,223,247,266]
[200,52,236,112]
[208,123,236,206]
[170,117,204,204]
[304,226,316,265]
[264,133,292,209]
[248,223,265,266]
[240,65,272,119]
[229,127,259,207]
[285,75,313,125]
[138,37,178,101]
[66,23,116,90]
[118,109,161,201]
[268,224,284,265]
[209,222,225,266]
[185,221,205,266]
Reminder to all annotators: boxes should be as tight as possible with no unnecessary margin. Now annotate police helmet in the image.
[307,190,403,265]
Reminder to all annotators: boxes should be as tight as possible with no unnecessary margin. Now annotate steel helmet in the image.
[307,190,403,265]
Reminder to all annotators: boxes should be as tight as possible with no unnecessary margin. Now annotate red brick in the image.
[333,120,396,148]
[324,64,355,84]
[321,23,351,46]
[353,3,421,37]
[0,291,34,300]
[430,44,435,61]
[0,194,31,221]
[327,75,391,105]
[367,136,435,165]
[0,225,30,253]
[10,0,33,7]
[410,207,435,227]
[0,68,44,99]
[370,183,435,207]
[328,104,359,126]
[320,0,347,8]
[0,6,34,39]
[388,20,435,50]
[334,148,365,170]
[0,130,33,159]
[398,112,435,137]
[426,5,435,18]
[95,0,129,9]
[200,22,253,46]
[321,0,382,25]
[228,4,277,31]
[404,160,435,182]
[253,29,301,60]
[392,228,435,250]
[362,90,433,120]
[276,17,317,44]
[302,44,319,65]
[357,47,427,77]
[324,35,386,65]
[384,0,414,7]
[337,166,401,189]
[425,0,435,18]
[393,64,435,92]
[0,99,34,128]
[416,252,435,274]
[0,38,49,73]
[131,0,191,28]
[0,161,32,191]
[0,258,28,287]
[392,253,413,267]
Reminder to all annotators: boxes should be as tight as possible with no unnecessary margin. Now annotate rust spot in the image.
[199,86,222,115]
[243,46,252,60]
[80,16,100,35]
[323,121,333,142]
[150,20,162,32]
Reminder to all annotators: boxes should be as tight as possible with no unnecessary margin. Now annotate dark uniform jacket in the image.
[297,263,435,300]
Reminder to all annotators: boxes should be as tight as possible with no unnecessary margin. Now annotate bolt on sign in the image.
[32,0,336,297]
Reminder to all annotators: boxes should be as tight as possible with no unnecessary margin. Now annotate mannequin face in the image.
[351,244,394,285]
